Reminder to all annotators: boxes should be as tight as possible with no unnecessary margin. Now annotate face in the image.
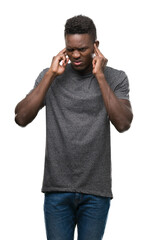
[65,34,97,74]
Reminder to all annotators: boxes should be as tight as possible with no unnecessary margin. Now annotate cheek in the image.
[84,49,93,58]
[84,52,93,61]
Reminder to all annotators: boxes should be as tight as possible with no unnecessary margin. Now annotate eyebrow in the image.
[66,46,88,50]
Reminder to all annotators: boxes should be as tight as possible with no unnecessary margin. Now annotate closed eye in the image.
[66,48,88,52]
[78,48,87,52]
[66,48,73,52]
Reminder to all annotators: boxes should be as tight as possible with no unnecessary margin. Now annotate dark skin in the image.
[92,44,133,132]
[15,33,133,132]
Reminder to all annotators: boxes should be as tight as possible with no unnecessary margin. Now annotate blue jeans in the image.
[44,192,110,240]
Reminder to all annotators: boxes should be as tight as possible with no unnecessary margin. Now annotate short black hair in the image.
[64,15,97,42]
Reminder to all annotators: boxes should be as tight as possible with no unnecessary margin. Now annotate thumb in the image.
[92,56,97,68]
[62,57,69,67]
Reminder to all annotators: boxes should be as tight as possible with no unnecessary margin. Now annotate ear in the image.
[95,40,99,48]
[93,40,99,54]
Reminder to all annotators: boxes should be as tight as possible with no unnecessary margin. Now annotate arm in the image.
[92,44,133,133]
[15,48,69,127]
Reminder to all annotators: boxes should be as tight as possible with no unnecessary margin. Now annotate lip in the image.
[73,61,83,66]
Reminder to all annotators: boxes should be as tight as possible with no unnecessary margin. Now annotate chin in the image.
[72,63,91,73]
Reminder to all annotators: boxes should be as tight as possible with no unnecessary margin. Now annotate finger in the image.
[60,54,70,67]
[94,44,100,55]
[58,48,67,56]
[102,58,108,69]
[66,57,69,64]
[94,44,98,55]
[94,44,104,57]
[62,56,69,67]
[92,56,97,68]
[59,54,66,65]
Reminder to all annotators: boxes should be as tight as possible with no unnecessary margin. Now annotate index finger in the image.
[58,48,67,55]
[94,44,104,57]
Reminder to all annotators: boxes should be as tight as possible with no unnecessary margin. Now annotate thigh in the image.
[44,192,76,240]
[76,194,110,240]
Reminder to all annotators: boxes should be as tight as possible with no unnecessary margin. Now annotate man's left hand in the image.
[92,44,108,75]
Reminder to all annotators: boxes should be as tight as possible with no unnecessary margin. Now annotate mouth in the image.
[73,61,83,66]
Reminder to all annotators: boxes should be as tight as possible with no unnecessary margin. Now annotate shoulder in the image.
[37,67,50,77]
[34,68,49,86]
[39,68,50,78]
[105,66,127,79]
[104,66,129,86]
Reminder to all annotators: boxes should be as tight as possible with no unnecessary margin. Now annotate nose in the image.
[72,50,80,59]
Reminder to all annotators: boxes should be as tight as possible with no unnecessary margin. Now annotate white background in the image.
[0,0,148,239]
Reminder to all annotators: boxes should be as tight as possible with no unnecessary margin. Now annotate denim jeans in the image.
[44,192,110,240]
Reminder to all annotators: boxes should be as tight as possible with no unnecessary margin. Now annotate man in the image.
[15,15,133,240]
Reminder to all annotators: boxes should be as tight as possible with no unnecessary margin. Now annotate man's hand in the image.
[92,43,133,133]
[15,48,69,127]
[50,48,69,76]
[92,44,108,75]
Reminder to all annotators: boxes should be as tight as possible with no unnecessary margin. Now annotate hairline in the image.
[64,33,96,43]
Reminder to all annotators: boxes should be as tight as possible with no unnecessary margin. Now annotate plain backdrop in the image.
[0,0,148,239]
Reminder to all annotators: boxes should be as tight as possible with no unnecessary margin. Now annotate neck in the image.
[71,63,93,76]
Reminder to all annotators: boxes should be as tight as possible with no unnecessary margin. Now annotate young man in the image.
[15,15,133,240]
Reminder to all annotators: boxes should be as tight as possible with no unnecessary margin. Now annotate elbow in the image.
[15,109,37,127]
[116,114,133,133]
[116,122,131,133]
[15,113,29,127]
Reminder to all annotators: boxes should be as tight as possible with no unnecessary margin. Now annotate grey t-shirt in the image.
[33,63,130,198]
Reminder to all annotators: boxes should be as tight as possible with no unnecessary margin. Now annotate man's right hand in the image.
[50,48,69,76]
[14,48,69,127]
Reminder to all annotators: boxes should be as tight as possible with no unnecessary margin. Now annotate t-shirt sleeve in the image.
[114,71,130,100]
[27,68,49,107]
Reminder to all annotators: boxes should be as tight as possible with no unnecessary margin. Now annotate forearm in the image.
[15,69,56,127]
[95,73,133,132]
[15,48,68,127]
